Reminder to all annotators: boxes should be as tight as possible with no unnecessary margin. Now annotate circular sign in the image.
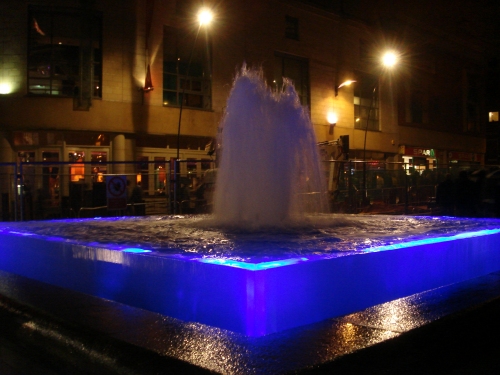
[107,176,126,198]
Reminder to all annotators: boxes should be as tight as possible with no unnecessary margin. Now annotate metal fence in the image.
[326,160,499,216]
[0,159,497,221]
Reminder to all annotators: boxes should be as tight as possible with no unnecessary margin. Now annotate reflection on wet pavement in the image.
[2,269,500,374]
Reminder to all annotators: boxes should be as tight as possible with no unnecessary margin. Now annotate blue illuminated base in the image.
[1,222,500,337]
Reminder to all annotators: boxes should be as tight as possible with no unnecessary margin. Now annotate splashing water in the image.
[213,68,327,228]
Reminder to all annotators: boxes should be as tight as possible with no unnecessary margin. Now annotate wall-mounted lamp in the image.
[327,112,338,135]
[140,64,154,92]
[335,80,356,96]
[0,82,13,95]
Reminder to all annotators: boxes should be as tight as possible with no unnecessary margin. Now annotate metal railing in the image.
[0,159,497,221]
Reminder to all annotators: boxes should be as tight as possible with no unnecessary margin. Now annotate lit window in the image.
[91,151,107,182]
[154,157,166,191]
[137,156,150,193]
[489,112,499,122]
[69,151,84,182]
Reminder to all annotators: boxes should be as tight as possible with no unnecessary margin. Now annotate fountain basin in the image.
[1,216,500,337]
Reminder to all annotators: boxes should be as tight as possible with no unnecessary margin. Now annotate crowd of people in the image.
[436,169,499,217]
[125,168,500,218]
[177,175,213,214]
[334,166,500,218]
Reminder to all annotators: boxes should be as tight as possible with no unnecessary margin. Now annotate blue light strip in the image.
[4,225,500,270]
[7,231,34,236]
[122,248,153,254]
[198,257,309,270]
[364,228,500,253]
[198,228,500,270]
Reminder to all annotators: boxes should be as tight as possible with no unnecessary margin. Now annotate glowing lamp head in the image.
[0,82,12,94]
[338,80,356,89]
[198,9,213,26]
[327,112,338,125]
[382,51,398,68]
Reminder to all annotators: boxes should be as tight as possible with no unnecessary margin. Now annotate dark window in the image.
[163,25,212,109]
[285,16,299,40]
[410,90,424,124]
[466,73,480,132]
[27,6,102,98]
[359,40,371,62]
[274,53,309,106]
[175,0,198,17]
[201,158,212,171]
[354,71,379,131]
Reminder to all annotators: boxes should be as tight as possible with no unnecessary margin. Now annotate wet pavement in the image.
[1,269,500,374]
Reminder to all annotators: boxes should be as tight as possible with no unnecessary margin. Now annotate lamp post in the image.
[174,8,213,213]
[362,51,398,204]
[334,79,356,211]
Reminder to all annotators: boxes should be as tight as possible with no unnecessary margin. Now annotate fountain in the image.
[213,68,327,228]
[1,67,500,340]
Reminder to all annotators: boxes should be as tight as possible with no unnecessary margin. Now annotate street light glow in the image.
[327,112,338,125]
[198,9,213,26]
[0,82,12,94]
[338,80,356,89]
[382,51,398,68]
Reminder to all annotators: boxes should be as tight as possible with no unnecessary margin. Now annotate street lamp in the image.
[174,8,213,213]
[198,8,213,26]
[176,8,213,160]
[335,79,356,97]
[382,51,398,68]
[361,50,398,203]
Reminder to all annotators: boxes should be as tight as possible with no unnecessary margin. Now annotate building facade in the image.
[0,0,494,209]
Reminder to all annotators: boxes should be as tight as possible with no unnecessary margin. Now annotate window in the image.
[154,157,166,192]
[354,71,379,131]
[285,16,299,40]
[69,151,85,182]
[42,151,60,203]
[410,90,425,124]
[187,158,197,175]
[201,158,213,171]
[274,53,309,106]
[18,152,36,187]
[466,72,480,132]
[137,156,150,193]
[27,6,102,98]
[359,40,371,62]
[489,112,499,122]
[163,26,212,109]
[91,151,107,182]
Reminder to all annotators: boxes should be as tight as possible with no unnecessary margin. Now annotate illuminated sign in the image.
[401,146,435,158]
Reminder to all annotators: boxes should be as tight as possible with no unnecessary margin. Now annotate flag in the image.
[33,18,45,36]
